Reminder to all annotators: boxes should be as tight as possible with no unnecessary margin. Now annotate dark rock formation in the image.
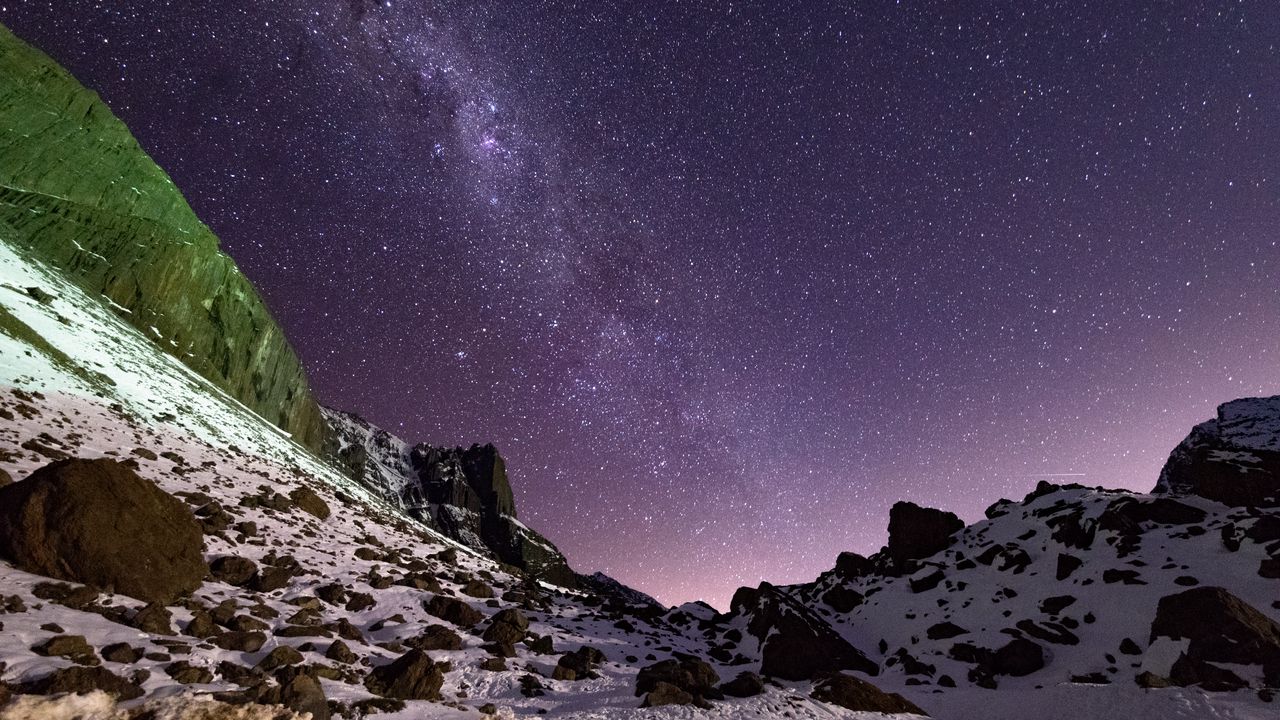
[1157,396,1280,506]
[635,655,720,708]
[1150,586,1280,687]
[325,408,575,584]
[811,674,927,715]
[364,649,445,701]
[0,25,332,453]
[0,458,206,603]
[887,501,964,564]
[732,583,877,681]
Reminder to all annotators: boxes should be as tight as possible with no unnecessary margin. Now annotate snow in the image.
[1,241,1276,718]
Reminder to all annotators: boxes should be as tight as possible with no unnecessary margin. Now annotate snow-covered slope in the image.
[0,239,923,718]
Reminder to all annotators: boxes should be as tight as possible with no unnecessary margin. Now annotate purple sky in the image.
[5,1,1278,608]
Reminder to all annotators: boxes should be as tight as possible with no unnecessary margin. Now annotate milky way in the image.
[4,1,1278,608]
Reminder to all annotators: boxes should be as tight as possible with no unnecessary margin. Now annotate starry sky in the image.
[4,1,1278,609]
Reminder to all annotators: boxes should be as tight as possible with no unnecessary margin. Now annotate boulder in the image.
[1150,586,1280,686]
[991,638,1045,676]
[738,583,877,680]
[0,458,207,603]
[425,595,484,627]
[887,501,964,564]
[719,671,765,697]
[364,649,445,701]
[210,556,259,587]
[554,647,606,681]
[408,624,464,652]
[19,666,143,700]
[641,681,694,707]
[635,655,720,700]
[811,674,927,715]
[288,487,331,520]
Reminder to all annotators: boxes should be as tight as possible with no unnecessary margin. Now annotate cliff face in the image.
[325,407,576,586]
[0,23,332,453]
[1156,396,1280,507]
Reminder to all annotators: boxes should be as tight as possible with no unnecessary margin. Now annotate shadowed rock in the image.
[0,458,206,603]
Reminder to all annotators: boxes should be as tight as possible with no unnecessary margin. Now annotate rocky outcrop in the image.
[1156,396,1280,506]
[1150,586,1280,688]
[0,24,331,453]
[0,458,206,603]
[325,408,575,585]
[730,582,877,681]
[810,674,927,715]
[886,501,964,565]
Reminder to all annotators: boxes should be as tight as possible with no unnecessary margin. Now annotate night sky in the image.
[4,1,1278,609]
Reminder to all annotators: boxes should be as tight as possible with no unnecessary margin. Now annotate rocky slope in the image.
[687,397,1280,712]
[0,22,331,453]
[325,409,576,586]
[0,23,924,718]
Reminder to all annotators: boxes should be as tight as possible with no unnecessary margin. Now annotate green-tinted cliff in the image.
[0,23,332,453]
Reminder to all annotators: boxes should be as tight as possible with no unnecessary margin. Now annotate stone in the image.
[462,579,495,598]
[32,635,97,665]
[887,501,964,564]
[926,621,968,640]
[364,649,445,701]
[640,681,693,707]
[992,638,1045,676]
[20,666,143,700]
[554,647,606,681]
[210,556,259,587]
[211,631,267,653]
[101,642,143,663]
[132,603,175,635]
[635,655,720,699]
[277,668,330,720]
[811,674,927,715]
[1150,586,1280,687]
[256,645,304,671]
[408,624,464,652]
[719,671,765,697]
[736,582,878,680]
[326,640,357,664]
[289,487,331,520]
[165,660,214,684]
[834,551,872,578]
[425,595,484,627]
[0,458,207,603]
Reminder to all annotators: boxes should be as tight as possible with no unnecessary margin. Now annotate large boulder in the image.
[1150,586,1280,687]
[1156,396,1280,506]
[635,654,720,706]
[811,674,927,715]
[886,501,964,564]
[736,583,877,680]
[364,649,445,700]
[0,458,207,603]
